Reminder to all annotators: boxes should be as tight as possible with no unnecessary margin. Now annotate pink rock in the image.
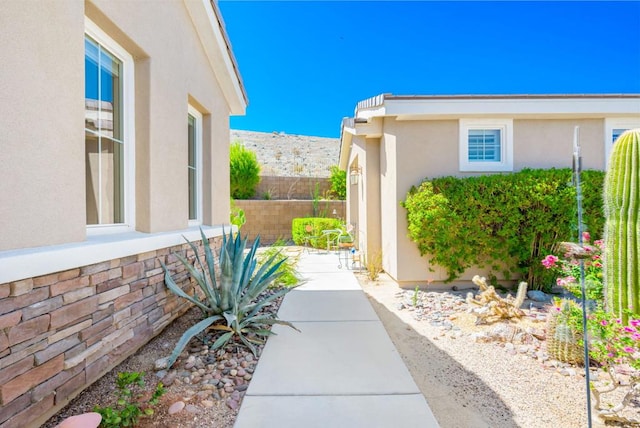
[168,401,185,415]
[226,398,239,410]
[56,413,101,428]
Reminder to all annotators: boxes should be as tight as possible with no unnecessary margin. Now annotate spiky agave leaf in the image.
[169,251,221,313]
[166,315,223,368]
[161,261,210,313]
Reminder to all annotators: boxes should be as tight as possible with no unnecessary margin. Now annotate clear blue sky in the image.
[219,1,640,138]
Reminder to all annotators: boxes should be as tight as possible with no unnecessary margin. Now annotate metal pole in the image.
[574,126,593,428]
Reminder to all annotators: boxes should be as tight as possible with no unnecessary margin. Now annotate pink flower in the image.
[594,239,604,249]
[556,278,566,287]
[624,326,636,333]
[592,255,601,260]
[565,276,576,284]
[593,262,602,268]
[616,319,622,324]
[632,333,640,341]
[583,245,593,253]
[582,231,591,242]
[600,320,609,326]
[623,347,635,353]
[607,352,616,358]
[631,319,640,327]
[542,255,559,269]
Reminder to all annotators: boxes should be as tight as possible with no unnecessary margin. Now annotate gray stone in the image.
[154,357,169,370]
[168,401,185,415]
[527,290,549,302]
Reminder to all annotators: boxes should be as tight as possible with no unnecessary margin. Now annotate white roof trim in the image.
[378,97,640,119]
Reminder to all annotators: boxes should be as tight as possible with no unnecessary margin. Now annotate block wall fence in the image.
[0,237,220,428]
[253,176,331,200]
[235,200,346,244]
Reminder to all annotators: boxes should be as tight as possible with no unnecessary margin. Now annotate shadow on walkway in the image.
[365,296,520,428]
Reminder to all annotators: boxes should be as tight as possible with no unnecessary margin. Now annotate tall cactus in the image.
[604,128,640,323]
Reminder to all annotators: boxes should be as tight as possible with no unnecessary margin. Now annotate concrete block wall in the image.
[0,237,221,428]
[253,176,331,200]
[234,200,346,244]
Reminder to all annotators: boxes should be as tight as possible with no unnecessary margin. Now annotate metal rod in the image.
[574,126,593,428]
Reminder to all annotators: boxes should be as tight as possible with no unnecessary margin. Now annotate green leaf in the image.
[166,315,222,368]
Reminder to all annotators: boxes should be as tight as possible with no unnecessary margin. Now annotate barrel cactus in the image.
[546,300,584,365]
[604,128,639,323]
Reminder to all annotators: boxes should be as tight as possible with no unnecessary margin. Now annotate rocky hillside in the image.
[230,129,340,177]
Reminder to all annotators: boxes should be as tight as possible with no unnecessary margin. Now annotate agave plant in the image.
[160,228,297,368]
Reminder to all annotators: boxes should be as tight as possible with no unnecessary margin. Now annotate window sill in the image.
[0,225,232,284]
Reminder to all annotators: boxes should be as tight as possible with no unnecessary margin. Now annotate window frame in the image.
[85,18,135,235]
[604,118,640,167]
[187,105,203,226]
[459,119,513,172]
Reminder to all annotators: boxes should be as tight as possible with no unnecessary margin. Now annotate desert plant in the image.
[161,229,297,368]
[230,199,246,229]
[328,165,347,200]
[546,299,584,364]
[604,129,639,323]
[365,250,383,281]
[466,275,528,324]
[258,238,300,288]
[93,372,165,428]
[412,286,420,307]
[230,142,261,199]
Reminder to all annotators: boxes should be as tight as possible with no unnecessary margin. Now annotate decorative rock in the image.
[226,398,239,410]
[57,412,102,428]
[236,384,248,392]
[155,370,167,379]
[527,290,549,302]
[230,369,238,377]
[186,404,199,413]
[154,357,169,371]
[168,401,185,415]
[201,400,215,408]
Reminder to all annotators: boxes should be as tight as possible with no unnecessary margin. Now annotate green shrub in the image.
[291,217,342,249]
[328,165,347,200]
[401,168,604,291]
[230,142,260,199]
[258,238,300,288]
[161,228,297,366]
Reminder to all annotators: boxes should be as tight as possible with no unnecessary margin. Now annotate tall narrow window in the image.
[85,21,134,230]
[188,106,202,224]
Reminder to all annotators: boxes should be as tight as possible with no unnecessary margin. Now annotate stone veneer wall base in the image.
[0,237,221,428]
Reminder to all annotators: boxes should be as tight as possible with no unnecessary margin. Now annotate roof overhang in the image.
[184,0,248,115]
[339,93,640,169]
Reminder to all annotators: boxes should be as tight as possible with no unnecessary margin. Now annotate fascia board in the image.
[339,129,354,170]
[384,98,640,117]
[184,0,247,115]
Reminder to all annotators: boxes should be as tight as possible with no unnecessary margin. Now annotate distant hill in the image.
[230,129,340,177]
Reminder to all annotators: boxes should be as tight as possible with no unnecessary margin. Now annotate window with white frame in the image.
[187,106,203,225]
[604,118,640,166]
[459,119,513,172]
[84,19,134,231]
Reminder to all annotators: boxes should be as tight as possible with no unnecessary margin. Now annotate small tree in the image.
[328,165,346,200]
[230,141,260,199]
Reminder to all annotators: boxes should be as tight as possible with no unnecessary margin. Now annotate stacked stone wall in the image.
[0,237,221,428]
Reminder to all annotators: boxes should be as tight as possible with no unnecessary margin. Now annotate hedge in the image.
[292,217,342,249]
[401,168,605,291]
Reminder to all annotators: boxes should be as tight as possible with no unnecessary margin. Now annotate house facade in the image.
[339,94,640,288]
[0,1,246,426]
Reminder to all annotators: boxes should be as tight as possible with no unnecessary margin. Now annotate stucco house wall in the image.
[0,1,246,426]
[340,95,640,288]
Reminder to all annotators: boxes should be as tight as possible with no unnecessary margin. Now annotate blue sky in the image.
[219,1,640,138]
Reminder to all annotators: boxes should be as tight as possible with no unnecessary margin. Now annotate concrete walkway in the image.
[234,252,440,428]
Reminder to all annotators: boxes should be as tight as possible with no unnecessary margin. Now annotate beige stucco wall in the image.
[0,1,86,250]
[376,117,614,287]
[0,1,236,252]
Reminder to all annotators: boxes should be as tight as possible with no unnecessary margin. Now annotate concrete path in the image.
[234,252,440,428]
